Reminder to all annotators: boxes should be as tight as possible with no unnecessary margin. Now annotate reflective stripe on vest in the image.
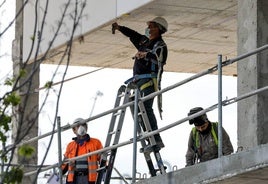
[75,158,88,170]
[65,141,101,182]
[67,158,99,182]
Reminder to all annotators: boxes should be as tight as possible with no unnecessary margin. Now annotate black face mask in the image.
[199,122,212,135]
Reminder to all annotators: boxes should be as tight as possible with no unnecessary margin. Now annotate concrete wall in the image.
[13,1,39,183]
[237,0,268,149]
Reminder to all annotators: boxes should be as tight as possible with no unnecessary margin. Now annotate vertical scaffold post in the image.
[57,116,63,184]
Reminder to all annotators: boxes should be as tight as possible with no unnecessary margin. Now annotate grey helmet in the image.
[147,17,168,33]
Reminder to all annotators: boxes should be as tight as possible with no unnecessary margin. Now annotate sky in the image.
[0,1,238,183]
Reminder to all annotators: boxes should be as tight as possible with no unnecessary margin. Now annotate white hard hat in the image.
[148,17,168,33]
[72,118,87,127]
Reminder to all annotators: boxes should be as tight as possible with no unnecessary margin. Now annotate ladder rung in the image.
[96,166,106,172]
[140,145,155,153]
[118,93,125,98]
[113,111,122,116]
[129,94,135,98]
[108,131,116,135]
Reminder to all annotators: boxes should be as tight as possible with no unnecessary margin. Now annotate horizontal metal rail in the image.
[7,44,268,150]
[8,43,267,177]
[23,84,268,176]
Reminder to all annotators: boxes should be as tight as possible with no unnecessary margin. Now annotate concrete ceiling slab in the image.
[45,0,237,76]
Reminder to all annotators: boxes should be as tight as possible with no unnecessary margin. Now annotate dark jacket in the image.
[119,26,168,76]
[185,122,234,166]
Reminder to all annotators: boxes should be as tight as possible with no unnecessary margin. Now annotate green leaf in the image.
[0,132,7,142]
[4,77,14,86]
[19,69,27,78]
[3,92,21,106]
[3,167,24,184]
[30,35,35,41]
[0,151,8,162]
[44,81,53,89]
[18,145,35,159]
[0,114,11,131]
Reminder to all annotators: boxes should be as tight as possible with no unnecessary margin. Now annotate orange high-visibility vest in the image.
[61,137,103,182]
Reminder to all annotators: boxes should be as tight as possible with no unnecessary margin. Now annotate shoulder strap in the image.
[152,40,166,120]
[192,122,219,148]
[151,40,166,63]
[192,127,199,149]
[211,122,218,146]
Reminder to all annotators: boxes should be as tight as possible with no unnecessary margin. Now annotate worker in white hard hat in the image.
[61,118,103,184]
[112,17,168,152]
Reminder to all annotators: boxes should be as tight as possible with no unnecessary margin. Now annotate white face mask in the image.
[77,125,87,136]
[145,28,150,38]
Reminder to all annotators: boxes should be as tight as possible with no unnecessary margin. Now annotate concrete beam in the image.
[136,143,268,184]
[237,0,268,149]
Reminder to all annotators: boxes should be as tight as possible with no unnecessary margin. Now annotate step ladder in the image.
[96,83,166,184]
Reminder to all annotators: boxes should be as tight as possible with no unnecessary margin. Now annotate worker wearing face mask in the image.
[61,118,103,184]
[111,17,168,152]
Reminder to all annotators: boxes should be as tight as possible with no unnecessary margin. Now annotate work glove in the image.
[112,22,120,34]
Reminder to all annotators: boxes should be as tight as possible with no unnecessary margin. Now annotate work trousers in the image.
[66,176,95,184]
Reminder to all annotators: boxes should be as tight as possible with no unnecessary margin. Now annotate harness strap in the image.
[124,73,157,84]
[192,122,219,152]
[152,78,158,91]
[211,123,218,146]
[140,80,154,91]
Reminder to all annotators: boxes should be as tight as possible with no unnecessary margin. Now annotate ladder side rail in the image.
[104,85,127,147]
[103,149,118,184]
[96,85,127,184]
[102,87,132,184]
[112,86,131,145]
[128,93,152,149]
[137,123,157,177]
[128,88,158,177]
[128,89,156,147]
[137,97,157,146]
[153,151,166,174]
[136,89,166,175]
[96,159,107,184]
[129,88,157,145]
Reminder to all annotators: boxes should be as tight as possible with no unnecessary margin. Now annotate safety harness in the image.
[192,122,219,156]
[125,40,166,119]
